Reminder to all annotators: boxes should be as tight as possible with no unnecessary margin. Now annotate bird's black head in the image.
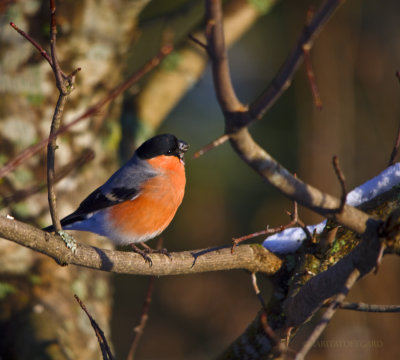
[136,134,189,160]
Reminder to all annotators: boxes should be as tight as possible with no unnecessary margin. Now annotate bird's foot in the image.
[131,244,153,266]
[58,230,77,254]
[140,242,172,260]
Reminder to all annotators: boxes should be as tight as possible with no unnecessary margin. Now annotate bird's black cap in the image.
[136,134,189,160]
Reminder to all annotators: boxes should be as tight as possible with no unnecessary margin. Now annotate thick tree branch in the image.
[0,216,282,276]
[229,128,375,235]
[205,0,243,113]
[283,236,381,329]
[295,269,360,359]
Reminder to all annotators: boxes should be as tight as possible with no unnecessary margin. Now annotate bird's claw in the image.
[158,247,172,260]
[141,243,172,260]
[58,230,77,254]
[131,244,153,266]
[144,247,172,259]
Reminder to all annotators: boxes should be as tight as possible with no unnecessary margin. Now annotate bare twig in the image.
[49,0,64,88]
[46,0,79,232]
[232,199,311,250]
[374,242,386,274]
[0,45,173,180]
[233,225,283,244]
[295,269,360,360]
[251,273,267,310]
[188,33,209,53]
[303,6,323,110]
[127,278,155,359]
[127,277,156,360]
[10,1,80,232]
[1,149,94,207]
[388,73,400,166]
[324,300,400,313]
[388,122,400,167]
[193,134,229,159]
[127,238,163,360]
[332,155,347,212]
[9,22,54,67]
[303,44,322,110]
[47,94,69,232]
[74,294,115,360]
[252,274,287,356]
[250,0,345,122]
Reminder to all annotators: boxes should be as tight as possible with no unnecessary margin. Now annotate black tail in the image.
[42,224,55,232]
[42,211,86,233]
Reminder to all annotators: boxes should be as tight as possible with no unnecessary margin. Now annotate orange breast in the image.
[107,156,186,239]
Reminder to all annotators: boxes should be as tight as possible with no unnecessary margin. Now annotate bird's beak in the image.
[178,140,189,153]
[178,140,189,161]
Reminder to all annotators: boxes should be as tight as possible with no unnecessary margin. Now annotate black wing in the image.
[43,186,140,231]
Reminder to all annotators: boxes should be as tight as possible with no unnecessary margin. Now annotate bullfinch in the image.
[44,134,188,261]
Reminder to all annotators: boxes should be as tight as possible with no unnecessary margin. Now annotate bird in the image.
[43,133,189,263]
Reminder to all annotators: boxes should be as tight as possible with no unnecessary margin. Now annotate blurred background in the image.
[1,0,400,359]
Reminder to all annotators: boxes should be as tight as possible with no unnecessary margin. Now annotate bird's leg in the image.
[140,242,172,260]
[131,244,153,266]
[58,230,77,254]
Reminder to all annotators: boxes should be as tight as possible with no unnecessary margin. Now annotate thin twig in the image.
[232,198,311,251]
[388,72,400,166]
[1,149,94,207]
[46,0,77,232]
[251,274,287,356]
[388,122,400,167]
[47,95,69,232]
[295,269,360,360]
[126,277,156,360]
[0,45,173,180]
[188,33,209,53]
[302,44,322,110]
[374,242,386,274]
[332,155,347,212]
[193,134,230,159]
[74,294,115,360]
[337,301,400,313]
[251,272,267,310]
[302,6,322,110]
[49,0,65,90]
[127,238,163,360]
[11,2,76,232]
[9,22,54,67]
[250,0,345,122]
